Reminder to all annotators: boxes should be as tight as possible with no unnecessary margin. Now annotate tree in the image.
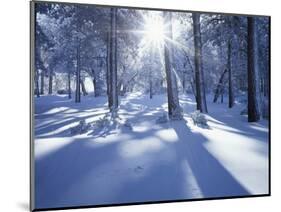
[75,39,81,103]
[80,79,88,96]
[35,21,50,97]
[256,18,270,98]
[74,8,82,103]
[201,15,247,108]
[67,63,72,99]
[34,3,52,97]
[40,71,45,95]
[227,39,234,108]
[213,68,227,103]
[48,54,55,95]
[34,70,40,97]
[106,31,110,97]
[247,17,261,122]
[192,13,208,113]
[163,11,182,120]
[108,8,118,111]
[224,17,237,108]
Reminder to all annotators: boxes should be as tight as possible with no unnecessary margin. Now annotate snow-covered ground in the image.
[34,92,269,209]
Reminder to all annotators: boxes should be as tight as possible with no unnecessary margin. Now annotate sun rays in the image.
[133,12,190,61]
[142,13,165,47]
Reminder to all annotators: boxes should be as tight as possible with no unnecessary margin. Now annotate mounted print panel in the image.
[30,1,270,211]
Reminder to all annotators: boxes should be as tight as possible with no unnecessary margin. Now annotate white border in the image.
[0,0,280,212]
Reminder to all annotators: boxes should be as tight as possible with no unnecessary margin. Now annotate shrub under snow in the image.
[92,112,133,135]
[70,120,91,135]
[190,110,208,127]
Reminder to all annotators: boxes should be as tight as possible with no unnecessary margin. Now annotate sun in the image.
[135,12,168,60]
[143,14,165,46]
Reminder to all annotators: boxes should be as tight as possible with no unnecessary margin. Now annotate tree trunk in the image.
[68,70,71,99]
[35,69,40,97]
[185,53,196,98]
[221,89,224,103]
[213,69,227,103]
[163,11,182,120]
[247,17,261,122]
[75,40,81,103]
[91,69,98,97]
[192,13,208,113]
[108,8,118,111]
[122,84,127,95]
[106,31,110,97]
[48,70,53,95]
[81,79,88,96]
[227,40,234,108]
[40,71,44,95]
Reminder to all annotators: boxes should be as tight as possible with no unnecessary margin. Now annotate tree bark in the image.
[192,13,208,113]
[163,11,182,120]
[247,17,261,122]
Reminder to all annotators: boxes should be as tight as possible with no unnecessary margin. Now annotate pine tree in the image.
[247,17,261,122]
[163,11,182,120]
[192,13,208,113]
[108,8,118,111]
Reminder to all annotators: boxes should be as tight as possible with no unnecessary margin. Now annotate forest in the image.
[33,2,269,209]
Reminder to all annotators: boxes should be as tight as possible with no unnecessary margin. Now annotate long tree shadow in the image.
[101,120,250,205]
[34,119,251,209]
[35,138,121,209]
[35,106,108,130]
[92,125,191,205]
[207,105,269,144]
[35,111,108,138]
[35,93,167,140]
[34,94,253,209]
[35,95,108,115]
[106,157,190,204]
[35,119,180,209]
[170,120,250,198]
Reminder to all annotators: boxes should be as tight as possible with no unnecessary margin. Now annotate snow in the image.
[34,92,269,209]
